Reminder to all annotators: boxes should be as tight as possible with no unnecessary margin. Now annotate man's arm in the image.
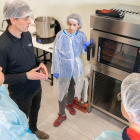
[0,50,28,85]
[0,50,48,84]
[35,54,42,66]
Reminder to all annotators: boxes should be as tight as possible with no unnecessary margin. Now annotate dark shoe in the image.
[34,130,49,139]
[53,113,67,127]
[66,103,76,115]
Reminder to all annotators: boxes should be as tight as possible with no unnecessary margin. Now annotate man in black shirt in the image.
[0,0,49,139]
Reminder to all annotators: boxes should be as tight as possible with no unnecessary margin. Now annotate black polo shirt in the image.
[0,27,42,99]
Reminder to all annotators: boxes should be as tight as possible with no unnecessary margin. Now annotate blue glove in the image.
[27,128,32,134]
[83,42,90,51]
[54,73,59,79]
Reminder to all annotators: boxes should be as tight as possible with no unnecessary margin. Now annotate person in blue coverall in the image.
[51,13,89,127]
[95,73,140,140]
[0,67,38,140]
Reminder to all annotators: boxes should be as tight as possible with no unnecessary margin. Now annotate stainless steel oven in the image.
[89,30,140,81]
[87,4,140,124]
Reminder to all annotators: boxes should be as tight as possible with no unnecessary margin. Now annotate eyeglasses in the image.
[117,92,121,101]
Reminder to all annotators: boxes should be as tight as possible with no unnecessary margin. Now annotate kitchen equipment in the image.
[0,20,7,32]
[35,16,61,44]
[88,4,140,124]
[81,66,90,103]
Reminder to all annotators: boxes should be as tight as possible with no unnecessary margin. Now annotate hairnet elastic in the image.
[121,73,140,126]
[3,0,32,19]
[67,13,83,29]
[68,18,78,23]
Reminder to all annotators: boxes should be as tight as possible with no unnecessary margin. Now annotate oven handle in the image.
[87,43,95,61]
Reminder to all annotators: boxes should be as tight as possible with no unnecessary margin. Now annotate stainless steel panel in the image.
[90,4,140,39]
[90,15,140,39]
[91,104,128,125]
[88,65,94,112]
[89,30,140,81]
[88,70,128,125]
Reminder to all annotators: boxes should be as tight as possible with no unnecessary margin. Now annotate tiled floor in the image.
[37,79,126,140]
[4,62,126,140]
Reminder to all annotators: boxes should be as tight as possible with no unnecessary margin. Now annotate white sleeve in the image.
[81,33,87,55]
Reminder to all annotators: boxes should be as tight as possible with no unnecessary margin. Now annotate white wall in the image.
[0,0,140,66]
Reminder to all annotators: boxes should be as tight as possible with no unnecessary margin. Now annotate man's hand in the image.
[26,66,48,80]
[39,63,48,79]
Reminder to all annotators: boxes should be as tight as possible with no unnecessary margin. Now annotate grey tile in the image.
[91,108,127,131]
[39,80,59,118]
[37,109,50,125]
[41,80,53,94]
[90,108,113,122]
[105,118,127,131]
[72,112,108,139]
[40,94,58,115]
[60,128,92,140]
[37,115,70,140]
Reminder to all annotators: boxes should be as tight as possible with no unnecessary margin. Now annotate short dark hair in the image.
[6,19,12,26]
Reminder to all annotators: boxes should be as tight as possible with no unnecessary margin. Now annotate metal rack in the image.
[88,66,128,125]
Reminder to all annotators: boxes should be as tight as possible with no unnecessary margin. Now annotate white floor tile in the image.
[60,128,92,140]
[90,108,127,131]
[105,117,127,131]
[39,80,127,140]
[72,112,108,139]
[39,87,58,115]
[41,80,53,94]
[40,97,58,115]
[37,109,50,125]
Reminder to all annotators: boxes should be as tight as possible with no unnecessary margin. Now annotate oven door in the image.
[89,30,140,81]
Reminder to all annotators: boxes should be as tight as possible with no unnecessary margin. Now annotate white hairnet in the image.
[67,13,83,29]
[121,73,140,126]
[3,0,32,19]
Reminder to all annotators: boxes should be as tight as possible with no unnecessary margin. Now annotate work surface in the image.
[29,25,54,53]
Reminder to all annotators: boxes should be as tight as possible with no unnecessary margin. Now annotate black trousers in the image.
[59,78,75,114]
[10,85,42,132]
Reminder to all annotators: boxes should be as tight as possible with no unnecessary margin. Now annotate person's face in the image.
[121,102,129,121]
[67,20,80,34]
[0,67,4,86]
[14,16,31,32]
